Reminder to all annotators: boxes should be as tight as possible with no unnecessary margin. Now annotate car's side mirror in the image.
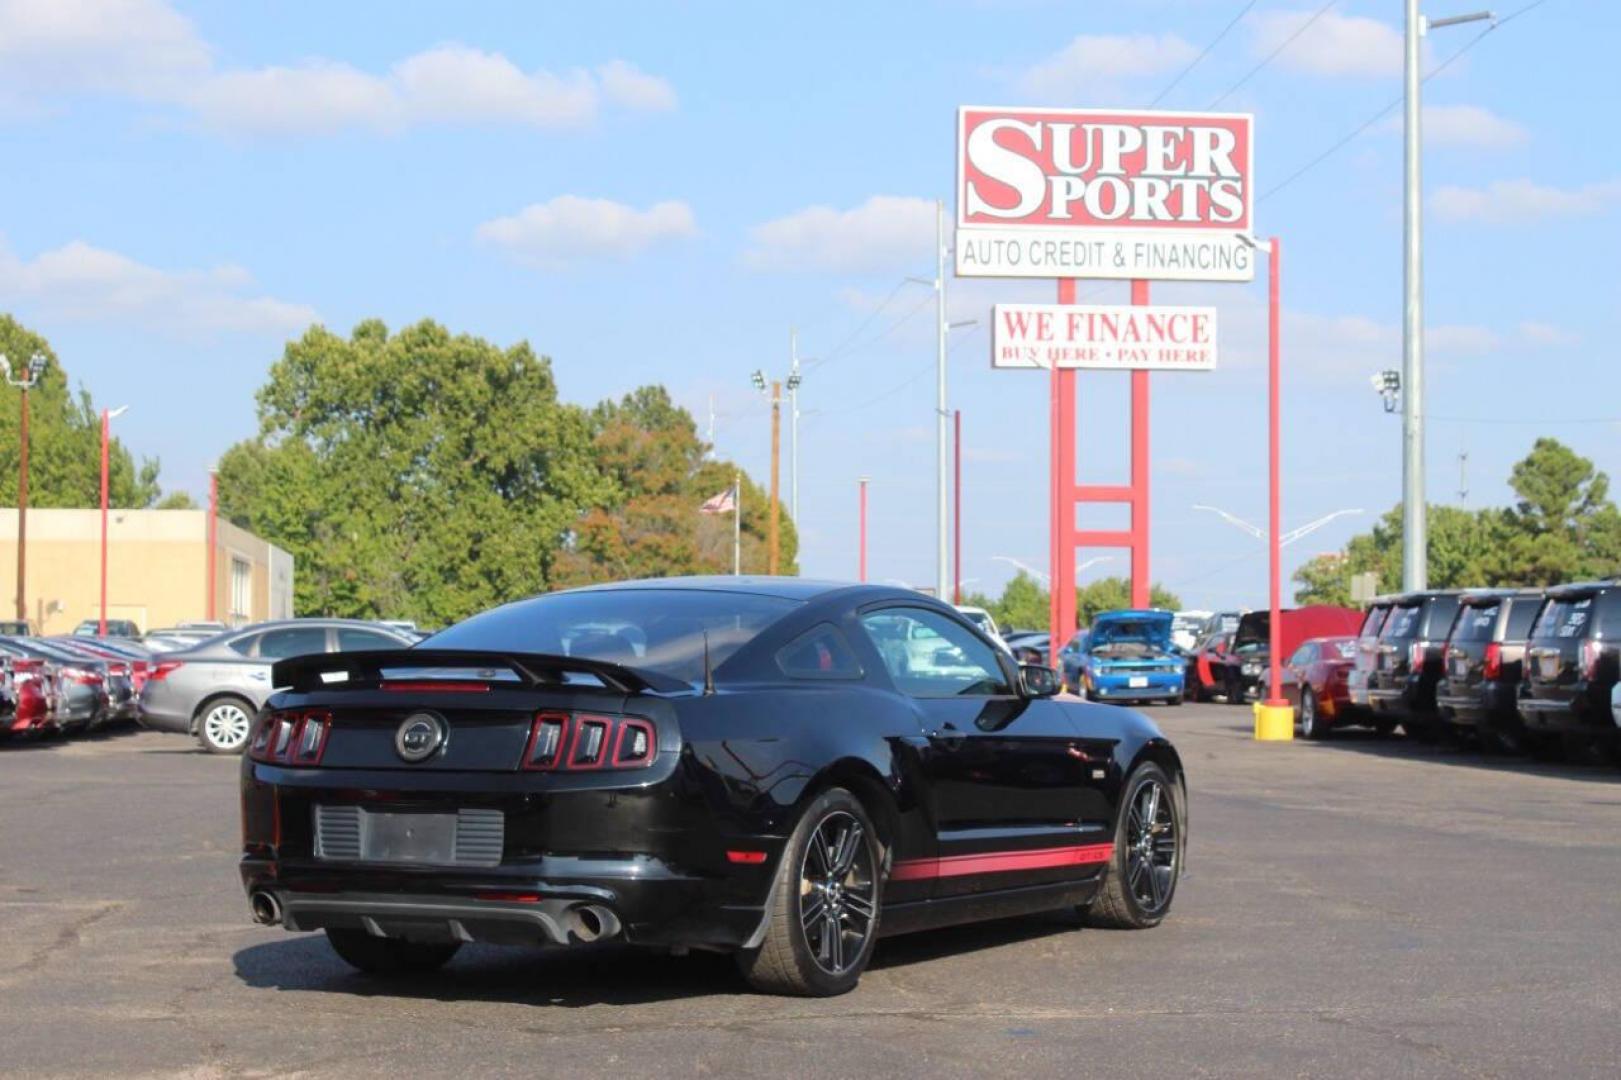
[1020,664,1061,697]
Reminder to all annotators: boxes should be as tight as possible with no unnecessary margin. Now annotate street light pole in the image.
[1402,5,1493,591]
[1,352,48,624]
[789,329,801,525]
[934,198,949,600]
[858,477,869,583]
[100,405,129,635]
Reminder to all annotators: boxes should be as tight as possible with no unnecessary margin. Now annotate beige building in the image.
[0,509,293,635]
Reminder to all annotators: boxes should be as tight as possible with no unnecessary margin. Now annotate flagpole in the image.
[733,473,742,576]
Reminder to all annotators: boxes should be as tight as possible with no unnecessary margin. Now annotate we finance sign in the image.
[957,107,1254,282]
[992,303,1218,372]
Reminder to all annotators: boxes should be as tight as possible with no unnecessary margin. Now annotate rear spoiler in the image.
[270,649,682,695]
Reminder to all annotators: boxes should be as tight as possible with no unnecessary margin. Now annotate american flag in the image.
[699,486,736,514]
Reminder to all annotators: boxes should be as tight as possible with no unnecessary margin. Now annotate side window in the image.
[1287,644,1314,667]
[228,633,257,657]
[1504,597,1541,640]
[336,628,400,653]
[256,626,330,659]
[858,608,1011,697]
[1359,605,1388,638]
[776,624,864,680]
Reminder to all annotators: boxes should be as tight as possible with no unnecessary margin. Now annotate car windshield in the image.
[423,588,800,685]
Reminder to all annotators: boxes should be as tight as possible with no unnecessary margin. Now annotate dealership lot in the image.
[2,707,1617,1078]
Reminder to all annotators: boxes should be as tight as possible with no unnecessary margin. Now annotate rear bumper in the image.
[136,684,191,733]
[240,855,767,951]
[1519,691,1615,735]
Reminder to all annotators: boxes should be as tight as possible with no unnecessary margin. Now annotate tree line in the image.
[1294,438,1621,605]
[962,573,1183,634]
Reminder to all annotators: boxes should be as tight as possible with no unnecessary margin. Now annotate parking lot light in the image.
[100,405,130,636]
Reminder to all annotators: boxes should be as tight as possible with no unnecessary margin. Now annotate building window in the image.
[230,557,251,623]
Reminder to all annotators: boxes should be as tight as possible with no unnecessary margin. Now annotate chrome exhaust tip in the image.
[566,903,621,943]
[249,890,282,926]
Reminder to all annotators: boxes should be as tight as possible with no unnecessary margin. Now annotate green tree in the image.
[964,571,1182,634]
[0,315,164,508]
[220,320,788,625]
[1076,576,1182,623]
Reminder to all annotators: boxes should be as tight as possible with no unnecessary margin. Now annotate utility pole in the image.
[934,198,949,600]
[768,380,781,575]
[858,477,869,583]
[1,352,47,624]
[99,405,129,635]
[788,329,802,525]
[1458,451,1469,503]
[1403,4,1494,591]
[732,471,742,576]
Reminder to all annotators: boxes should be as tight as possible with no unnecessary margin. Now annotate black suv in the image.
[1365,590,1463,738]
[1519,581,1621,754]
[1434,589,1544,753]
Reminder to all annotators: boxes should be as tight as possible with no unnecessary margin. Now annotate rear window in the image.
[424,589,799,686]
[1421,596,1460,638]
[1380,604,1422,640]
[1531,595,1594,641]
[1325,639,1357,660]
[1450,602,1500,643]
[1359,605,1389,638]
[1503,597,1542,640]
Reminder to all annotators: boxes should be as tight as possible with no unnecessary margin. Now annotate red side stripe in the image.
[890,843,1114,882]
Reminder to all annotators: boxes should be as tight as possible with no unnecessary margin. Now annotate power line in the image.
[807,279,911,370]
[1149,0,1259,107]
[1430,414,1619,426]
[1260,0,1552,203]
[1206,0,1337,109]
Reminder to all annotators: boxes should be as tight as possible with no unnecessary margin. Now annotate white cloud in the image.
[475,196,697,268]
[0,1,675,136]
[745,196,937,274]
[0,238,315,335]
[1431,178,1621,224]
[1016,33,1198,101]
[1379,104,1528,149]
[1249,9,1404,78]
[0,0,209,98]
[1517,321,1581,347]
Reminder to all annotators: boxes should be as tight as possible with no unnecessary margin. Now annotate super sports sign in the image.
[956,107,1255,282]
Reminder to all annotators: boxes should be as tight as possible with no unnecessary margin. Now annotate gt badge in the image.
[395,712,447,763]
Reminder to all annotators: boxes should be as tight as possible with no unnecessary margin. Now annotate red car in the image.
[2,656,58,737]
[1273,635,1388,739]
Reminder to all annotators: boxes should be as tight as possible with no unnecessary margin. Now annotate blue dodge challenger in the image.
[1080,609,1186,706]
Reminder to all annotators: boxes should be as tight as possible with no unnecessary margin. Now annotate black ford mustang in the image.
[240,577,1186,996]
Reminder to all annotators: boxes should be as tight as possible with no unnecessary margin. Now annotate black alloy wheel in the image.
[738,788,882,996]
[1084,763,1182,929]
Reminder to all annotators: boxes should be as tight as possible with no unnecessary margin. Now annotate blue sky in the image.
[0,0,1615,612]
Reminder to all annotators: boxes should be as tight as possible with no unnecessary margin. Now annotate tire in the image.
[1371,719,1398,738]
[1299,688,1329,740]
[1224,672,1244,706]
[196,696,255,755]
[737,787,883,997]
[1083,763,1183,930]
[1165,694,1183,707]
[325,928,460,975]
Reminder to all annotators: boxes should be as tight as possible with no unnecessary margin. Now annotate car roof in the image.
[562,575,858,602]
[1545,580,1620,600]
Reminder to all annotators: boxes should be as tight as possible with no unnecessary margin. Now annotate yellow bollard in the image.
[1253,700,1295,741]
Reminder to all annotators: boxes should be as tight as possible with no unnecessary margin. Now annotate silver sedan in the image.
[138,620,415,753]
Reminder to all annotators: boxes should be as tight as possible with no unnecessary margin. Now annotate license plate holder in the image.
[1451,658,1469,679]
[363,811,458,866]
[1538,655,1560,680]
[1128,675,1149,688]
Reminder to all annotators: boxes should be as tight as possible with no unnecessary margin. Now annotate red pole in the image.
[99,409,109,635]
[1129,280,1151,609]
[1266,237,1285,707]
[858,478,868,583]
[953,410,962,605]
[16,388,29,622]
[207,470,219,621]
[1053,279,1078,664]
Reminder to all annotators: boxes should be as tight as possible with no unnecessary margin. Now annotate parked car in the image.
[954,605,1005,648]
[1186,622,1231,697]
[1434,589,1545,753]
[73,618,142,638]
[0,620,30,636]
[43,637,140,722]
[240,578,1186,996]
[1519,581,1621,757]
[1059,630,1090,692]
[1273,636,1360,739]
[139,619,417,753]
[1364,591,1464,738]
[0,654,57,737]
[1347,599,1393,714]
[1003,632,1049,666]
[1170,610,1212,652]
[1077,610,1184,705]
[58,636,156,695]
[0,637,111,733]
[1211,606,1363,707]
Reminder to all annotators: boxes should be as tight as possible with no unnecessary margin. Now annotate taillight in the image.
[1581,640,1603,680]
[149,660,185,682]
[1409,641,1427,670]
[1483,643,1502,681]
[64,666,102,686]
[522,711,656,771]
[249,709,331,765]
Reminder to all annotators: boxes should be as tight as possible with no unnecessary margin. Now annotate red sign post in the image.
[958,107,1255,671]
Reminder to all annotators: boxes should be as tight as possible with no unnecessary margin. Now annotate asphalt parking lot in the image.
[2,705,1618,1079]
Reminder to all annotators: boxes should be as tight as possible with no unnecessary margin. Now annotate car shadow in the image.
[233,909,1092,1006]
[1308,725,1621,784]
